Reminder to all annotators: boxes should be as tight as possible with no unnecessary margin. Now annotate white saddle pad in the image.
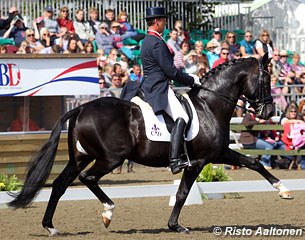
[131,94,199,142]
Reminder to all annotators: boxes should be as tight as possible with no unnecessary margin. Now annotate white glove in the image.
[189,74,201,87]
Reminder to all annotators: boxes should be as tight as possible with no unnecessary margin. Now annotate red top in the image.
[57,18,75,33]
[10,118,40,131]
[212,57,228,68]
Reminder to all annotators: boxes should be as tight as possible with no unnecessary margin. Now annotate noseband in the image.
[247,65,273,116]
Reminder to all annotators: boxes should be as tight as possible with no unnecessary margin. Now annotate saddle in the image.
[130,89,199,142]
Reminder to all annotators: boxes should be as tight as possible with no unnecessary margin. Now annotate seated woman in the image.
[117,10,145,42]
[239,107,283,169]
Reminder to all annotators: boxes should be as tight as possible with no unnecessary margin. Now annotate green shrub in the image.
[0,174,22,191]
[196,163,231,182]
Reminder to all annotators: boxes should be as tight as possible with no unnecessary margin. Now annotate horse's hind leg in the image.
[42,154,93,236]
[220,148,293,199]
[78,159,117,228]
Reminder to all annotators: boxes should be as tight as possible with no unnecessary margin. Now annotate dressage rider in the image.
[141,7,201,174]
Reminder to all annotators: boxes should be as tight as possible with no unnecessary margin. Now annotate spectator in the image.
[278,50,292,79]
[194,40,209,69]
[270,49,282,77]
[96,48,107,68]
[109,74,123,98]
[25,29,44,52]
[174,20,189,44]
[117,10,145,42]
[103,9,115,27]
[239,108,280,169]
[102,64,113,86]
[0,45,8,54]
[239,31,259,58]
[210,27,222,55]
[254,29,274,58]
[291,53,304,79]
[225,31,240,59]
[2,14,27,46]
[281,102,305,150]
[129,63,143,83]
[271,74,287,113]
[95,22,113,54]
[42,6,60,41]
[4,6,22,30]
[99,75,113,97]
[54,27,70,51]
[63,36,81,53]
[112,63,129,85]
[109,21,126,49]
[212,47,229,68]
[56,6,75,34]
[298,99,305,116]
[296,72,305,94]
[106,48,119,65]
[88,7,101,35]
[205,40,219,68]
[39,27,54,48]
[197,63,209,78]
[118,53,129,70]
[173,40,190,71]
[82,40,94,53]
[184,50,199,74]
[9,106,44,132]
[16,40,31,54]
[74,9,95,44]
[166,28,181,56]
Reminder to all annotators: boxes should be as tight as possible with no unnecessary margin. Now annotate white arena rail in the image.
[1,179,305,206]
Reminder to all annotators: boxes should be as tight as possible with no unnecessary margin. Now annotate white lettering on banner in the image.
[0,58,99,96]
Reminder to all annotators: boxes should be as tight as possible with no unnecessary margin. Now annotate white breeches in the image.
[165,87,189,123]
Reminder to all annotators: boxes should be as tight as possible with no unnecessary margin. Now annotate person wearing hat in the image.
[205,40,219,68]
[42,5,60,41]
[3,14,27,46]
[140,7,201,174]
[210,28,222,55]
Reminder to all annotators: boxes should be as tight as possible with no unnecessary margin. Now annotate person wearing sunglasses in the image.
[254,29,274,58]
[225,31,240,59]
[25,28,44,52]
[240,31,259,58]
[212,47,230,68]
[56,6,75,35]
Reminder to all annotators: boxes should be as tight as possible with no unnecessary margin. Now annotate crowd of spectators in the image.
[1,4,305,114]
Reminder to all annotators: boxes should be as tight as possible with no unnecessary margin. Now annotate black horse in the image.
[9,55,293,235]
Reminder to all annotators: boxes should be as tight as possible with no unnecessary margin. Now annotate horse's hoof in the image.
[45,227,60,236]
[279,191,294,200]
[102,215,111,228]
[168,223,190,234]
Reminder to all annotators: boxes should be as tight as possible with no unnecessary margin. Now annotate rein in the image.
[197,65,271,116]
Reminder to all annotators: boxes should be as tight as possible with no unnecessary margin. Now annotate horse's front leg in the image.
[168,161,205,234]
[219,148,294,199]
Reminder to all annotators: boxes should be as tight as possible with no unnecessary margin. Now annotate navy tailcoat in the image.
[140,34,194,114]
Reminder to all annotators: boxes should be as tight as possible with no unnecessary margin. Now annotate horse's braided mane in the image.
[202,57,256,81]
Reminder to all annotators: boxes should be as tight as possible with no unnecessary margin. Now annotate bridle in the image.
[247,65,273,117]
[196,63,272,116]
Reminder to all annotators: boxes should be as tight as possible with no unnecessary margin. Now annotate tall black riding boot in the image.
[169,117,189,174]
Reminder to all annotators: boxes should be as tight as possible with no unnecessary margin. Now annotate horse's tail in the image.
[8,106,82,209]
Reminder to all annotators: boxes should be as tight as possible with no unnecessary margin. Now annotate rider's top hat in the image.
[145,7,167,19]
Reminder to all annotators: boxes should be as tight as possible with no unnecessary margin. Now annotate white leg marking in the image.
[76,140,88,155]
[102,203,115,220]
[273,181,290,193]
[45,227,60,236]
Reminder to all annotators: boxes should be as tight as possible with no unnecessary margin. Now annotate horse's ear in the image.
[260,52,272,69]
